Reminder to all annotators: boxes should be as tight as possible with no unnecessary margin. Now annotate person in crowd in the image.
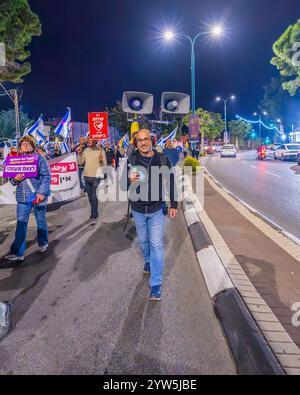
[53,145,61,158]
[126,131,139,157]
[163,139,180,166]
[114,144,122,171]
[5,136,51,262]
[77,139,107,221]
[8,146,18,157]
[72,136,88,192]
[195,144,200,160]
[183,144,189,158]
[104,142,115,184]
[126,129,178,301]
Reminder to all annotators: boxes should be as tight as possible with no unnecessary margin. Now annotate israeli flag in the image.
[54,108,72,139]
[27,115,46,144]
[60,140,69,155]
[123,133,130,149]
[158,126,178,147]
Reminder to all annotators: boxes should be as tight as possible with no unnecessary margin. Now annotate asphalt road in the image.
[0,196,236,374]
[204,150,300,240]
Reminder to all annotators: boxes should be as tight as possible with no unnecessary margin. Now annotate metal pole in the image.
[224,100,228,144]
[258,115,261,146]
[191,44,196,115]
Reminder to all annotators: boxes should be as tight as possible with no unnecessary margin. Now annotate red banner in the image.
[88,112,109,140]
[50,162,78,174]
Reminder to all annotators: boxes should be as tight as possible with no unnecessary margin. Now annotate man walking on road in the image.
[72,136,88,192]
[78,139,106,221]
[126,129,178,301]
[5,136,51,262]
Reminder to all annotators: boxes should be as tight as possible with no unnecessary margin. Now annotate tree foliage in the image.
[258,76,287,121]
[271,18,300,96]
[0,0,41,83]
[228,120,252,147]
[0,109,33,139]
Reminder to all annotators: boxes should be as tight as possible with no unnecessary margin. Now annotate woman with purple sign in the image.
[5,136,51,262]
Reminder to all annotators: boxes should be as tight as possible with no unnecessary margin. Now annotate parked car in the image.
[220,144,237,158]
[274,144,300,161]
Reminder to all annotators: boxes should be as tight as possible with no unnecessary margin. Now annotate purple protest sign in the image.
[188,115,200,142]
[3,155,39,178]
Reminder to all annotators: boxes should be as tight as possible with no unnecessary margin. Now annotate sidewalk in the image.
[0,197,236,374]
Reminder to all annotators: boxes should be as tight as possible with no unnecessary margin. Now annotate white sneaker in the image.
[39,244,48,253]
[5,255,24,262]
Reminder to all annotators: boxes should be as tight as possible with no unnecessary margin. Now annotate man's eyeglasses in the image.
[136,137,151,144]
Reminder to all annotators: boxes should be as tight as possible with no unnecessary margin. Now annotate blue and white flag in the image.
[158,126,178,147]
[84,130,90,139]
[60,140,69,155]
[27,115,46,144]
[3,143,10,165]
[54,108,72,139]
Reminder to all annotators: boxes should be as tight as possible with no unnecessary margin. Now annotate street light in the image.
[253,111,268,146]
[216,95,236,144]
[163,25,224,115]
[0,82,21,139]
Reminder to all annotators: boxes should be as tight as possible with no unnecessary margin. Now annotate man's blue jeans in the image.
[10,202,48,257]
[132,208,165,287]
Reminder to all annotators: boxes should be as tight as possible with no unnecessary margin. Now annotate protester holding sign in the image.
[5,136,51,262]
[77,139,107,221]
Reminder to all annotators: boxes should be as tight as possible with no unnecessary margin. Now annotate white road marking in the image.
[249,165,257,169]
[265,171,281,178]
[242,161,247,164]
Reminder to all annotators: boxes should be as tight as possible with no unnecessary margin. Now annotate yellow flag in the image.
[130,114,139,143]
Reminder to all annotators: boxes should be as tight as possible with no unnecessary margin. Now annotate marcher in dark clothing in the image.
[114,145,122,170]
[125,129,178,302]
[72,136,88,191]
[104,142,115,165]
[163,139,180,166]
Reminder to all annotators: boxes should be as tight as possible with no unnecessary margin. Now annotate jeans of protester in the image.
[84,177,100,218]
[132,208,165,287]
[78,167,85,190]
[10,202,48,257]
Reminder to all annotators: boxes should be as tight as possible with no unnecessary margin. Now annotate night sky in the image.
[3,0,300,125]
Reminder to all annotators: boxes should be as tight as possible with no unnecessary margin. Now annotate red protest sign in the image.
[88,112,109,140]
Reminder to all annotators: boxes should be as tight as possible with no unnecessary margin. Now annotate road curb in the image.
[0,302,11,342]
[181,173,285,375]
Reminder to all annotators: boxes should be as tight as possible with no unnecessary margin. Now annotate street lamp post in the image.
[253,111,267,146]
[164,26,223,116]
[216,96,236,144]
[0,82,21,139]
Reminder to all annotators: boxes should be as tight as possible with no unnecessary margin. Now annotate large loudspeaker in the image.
[122,91,154,114]
[161,92,190,115]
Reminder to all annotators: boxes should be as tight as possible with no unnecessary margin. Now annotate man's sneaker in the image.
[143,262,150,275]
[149,285,162,301]
[5,255,24,262]
[39,244,48,253]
